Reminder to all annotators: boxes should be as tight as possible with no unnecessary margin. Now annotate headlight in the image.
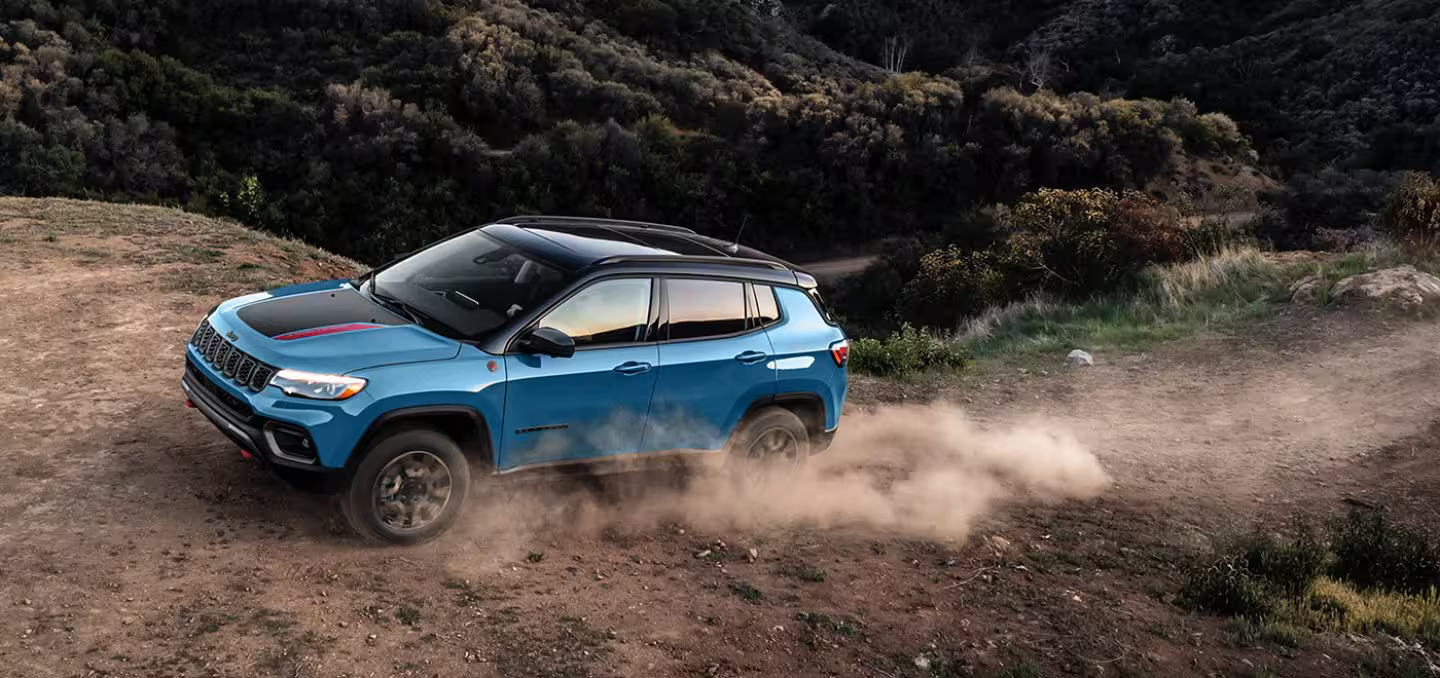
[270,369,367,400]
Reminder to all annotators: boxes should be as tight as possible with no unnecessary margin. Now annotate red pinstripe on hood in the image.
[273,323,387,341]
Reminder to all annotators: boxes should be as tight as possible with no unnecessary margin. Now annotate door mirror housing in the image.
[517,327,576,358]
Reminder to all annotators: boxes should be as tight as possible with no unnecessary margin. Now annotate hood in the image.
[210,280,463,374]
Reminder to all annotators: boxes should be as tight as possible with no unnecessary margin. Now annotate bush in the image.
[1238,526,1328,597]
[1181,526,1328,616]
[996,188,1187,299]
[848,324,969,378]
[896,246,1003,330]
[1379,172,1440,247]
[1180,554,1277,618]
[1258,169,1398,251]
[1330,510,1440,595]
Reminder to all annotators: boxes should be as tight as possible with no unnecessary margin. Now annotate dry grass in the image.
[0,197,364,297]
[1145,247,1278,308]
[1298,578,1440,641]
[958,241,1440,366]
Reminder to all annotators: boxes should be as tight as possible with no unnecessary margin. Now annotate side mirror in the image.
[518,327,575,358]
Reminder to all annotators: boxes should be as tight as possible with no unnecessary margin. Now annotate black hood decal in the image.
[237,289,408,337]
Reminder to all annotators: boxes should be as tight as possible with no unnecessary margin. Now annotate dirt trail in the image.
[971,318,1440,511]
[2,198,1439,678]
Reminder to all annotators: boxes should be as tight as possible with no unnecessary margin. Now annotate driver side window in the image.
[538,278,653,347]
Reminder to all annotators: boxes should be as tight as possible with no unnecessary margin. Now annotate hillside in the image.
[1,0,1250,266]
[6,200,1440,677]
[784,0,1440,176]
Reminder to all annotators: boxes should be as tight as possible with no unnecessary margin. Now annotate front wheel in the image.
[727,407,810,480]
[341,428,471,545]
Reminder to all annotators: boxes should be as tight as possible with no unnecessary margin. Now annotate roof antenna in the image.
[725,215,748,254]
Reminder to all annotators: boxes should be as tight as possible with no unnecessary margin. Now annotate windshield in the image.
[368,230,570,339]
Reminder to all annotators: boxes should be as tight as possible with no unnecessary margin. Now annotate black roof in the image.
[484,216,804,284]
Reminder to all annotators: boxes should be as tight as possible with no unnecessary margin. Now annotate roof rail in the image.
[586,254,790,271]
[501,215,698,235]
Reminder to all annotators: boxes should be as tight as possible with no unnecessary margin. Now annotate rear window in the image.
[666,279,747,340]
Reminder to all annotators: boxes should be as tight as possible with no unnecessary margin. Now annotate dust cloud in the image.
[458,403,1110,552]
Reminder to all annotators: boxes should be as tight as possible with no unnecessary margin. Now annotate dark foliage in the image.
[785,0,1440,247]
[1255,169,1399,250]
[0,0,1244,267]
[1330,510,1440,596]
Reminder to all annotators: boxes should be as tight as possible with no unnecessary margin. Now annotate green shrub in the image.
[1179,554,1277,618]
[849,324,969,378]
[1379,172,1440,248]
[1238,526,1328,597]
[1330,510,1440,595]
[1182,526,1327,616]
[896,246,1004,329]
[996,188,1187,299]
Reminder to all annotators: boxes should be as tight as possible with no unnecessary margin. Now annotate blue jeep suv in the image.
[182,216,849,543]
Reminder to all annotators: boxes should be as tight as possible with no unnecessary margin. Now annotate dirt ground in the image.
[3,198,1439,678]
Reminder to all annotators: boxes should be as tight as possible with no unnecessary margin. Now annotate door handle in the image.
[734,350,768,365]
[613,361,652,375]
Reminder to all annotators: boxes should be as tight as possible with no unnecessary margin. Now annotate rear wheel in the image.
[341,428,470,545]
[727,407,809,480]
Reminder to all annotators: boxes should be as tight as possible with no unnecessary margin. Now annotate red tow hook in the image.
[184,399,196,409]
[238,448,254,460]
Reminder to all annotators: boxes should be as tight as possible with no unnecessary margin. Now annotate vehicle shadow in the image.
[108,403,722,546]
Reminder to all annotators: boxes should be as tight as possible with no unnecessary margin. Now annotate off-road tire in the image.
[340,428,470,545]
[727,406,810,478]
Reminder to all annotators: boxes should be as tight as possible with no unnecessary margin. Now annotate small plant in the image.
[727,579,763,603]
[526,551,545,563]
[849,324,969,377]
[395,605,421,627]
[992,659,1043,678]
[1225,616,1305,648]
[777,563,828,583]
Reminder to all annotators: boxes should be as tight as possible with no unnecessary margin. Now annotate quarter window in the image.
[538,278,652,346]
[666,279,747,340]
[752,284,781,326]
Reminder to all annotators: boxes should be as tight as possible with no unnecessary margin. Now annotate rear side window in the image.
[539,278,652,346]
[666,279,747,340]
[752,284,781,327]
[806,288,838,325]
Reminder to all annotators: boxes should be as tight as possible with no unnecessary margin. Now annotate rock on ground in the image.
[1331,265,1440,308]
[1289,275,1325,304]
[1065,349,1094,368]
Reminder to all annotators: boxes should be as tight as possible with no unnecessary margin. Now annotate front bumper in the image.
[183,361,347,490]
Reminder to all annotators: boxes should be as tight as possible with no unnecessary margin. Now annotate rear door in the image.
[641,278,777,452]
[501,277,660,470]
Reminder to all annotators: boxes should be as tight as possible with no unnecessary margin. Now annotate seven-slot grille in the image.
[190,319,275,392]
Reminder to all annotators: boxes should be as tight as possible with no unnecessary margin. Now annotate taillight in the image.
[830,339,849,368]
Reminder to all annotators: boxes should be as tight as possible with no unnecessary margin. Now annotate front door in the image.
[500,277,659,470]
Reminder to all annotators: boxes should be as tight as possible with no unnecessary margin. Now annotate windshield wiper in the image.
[368,279,437,328]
